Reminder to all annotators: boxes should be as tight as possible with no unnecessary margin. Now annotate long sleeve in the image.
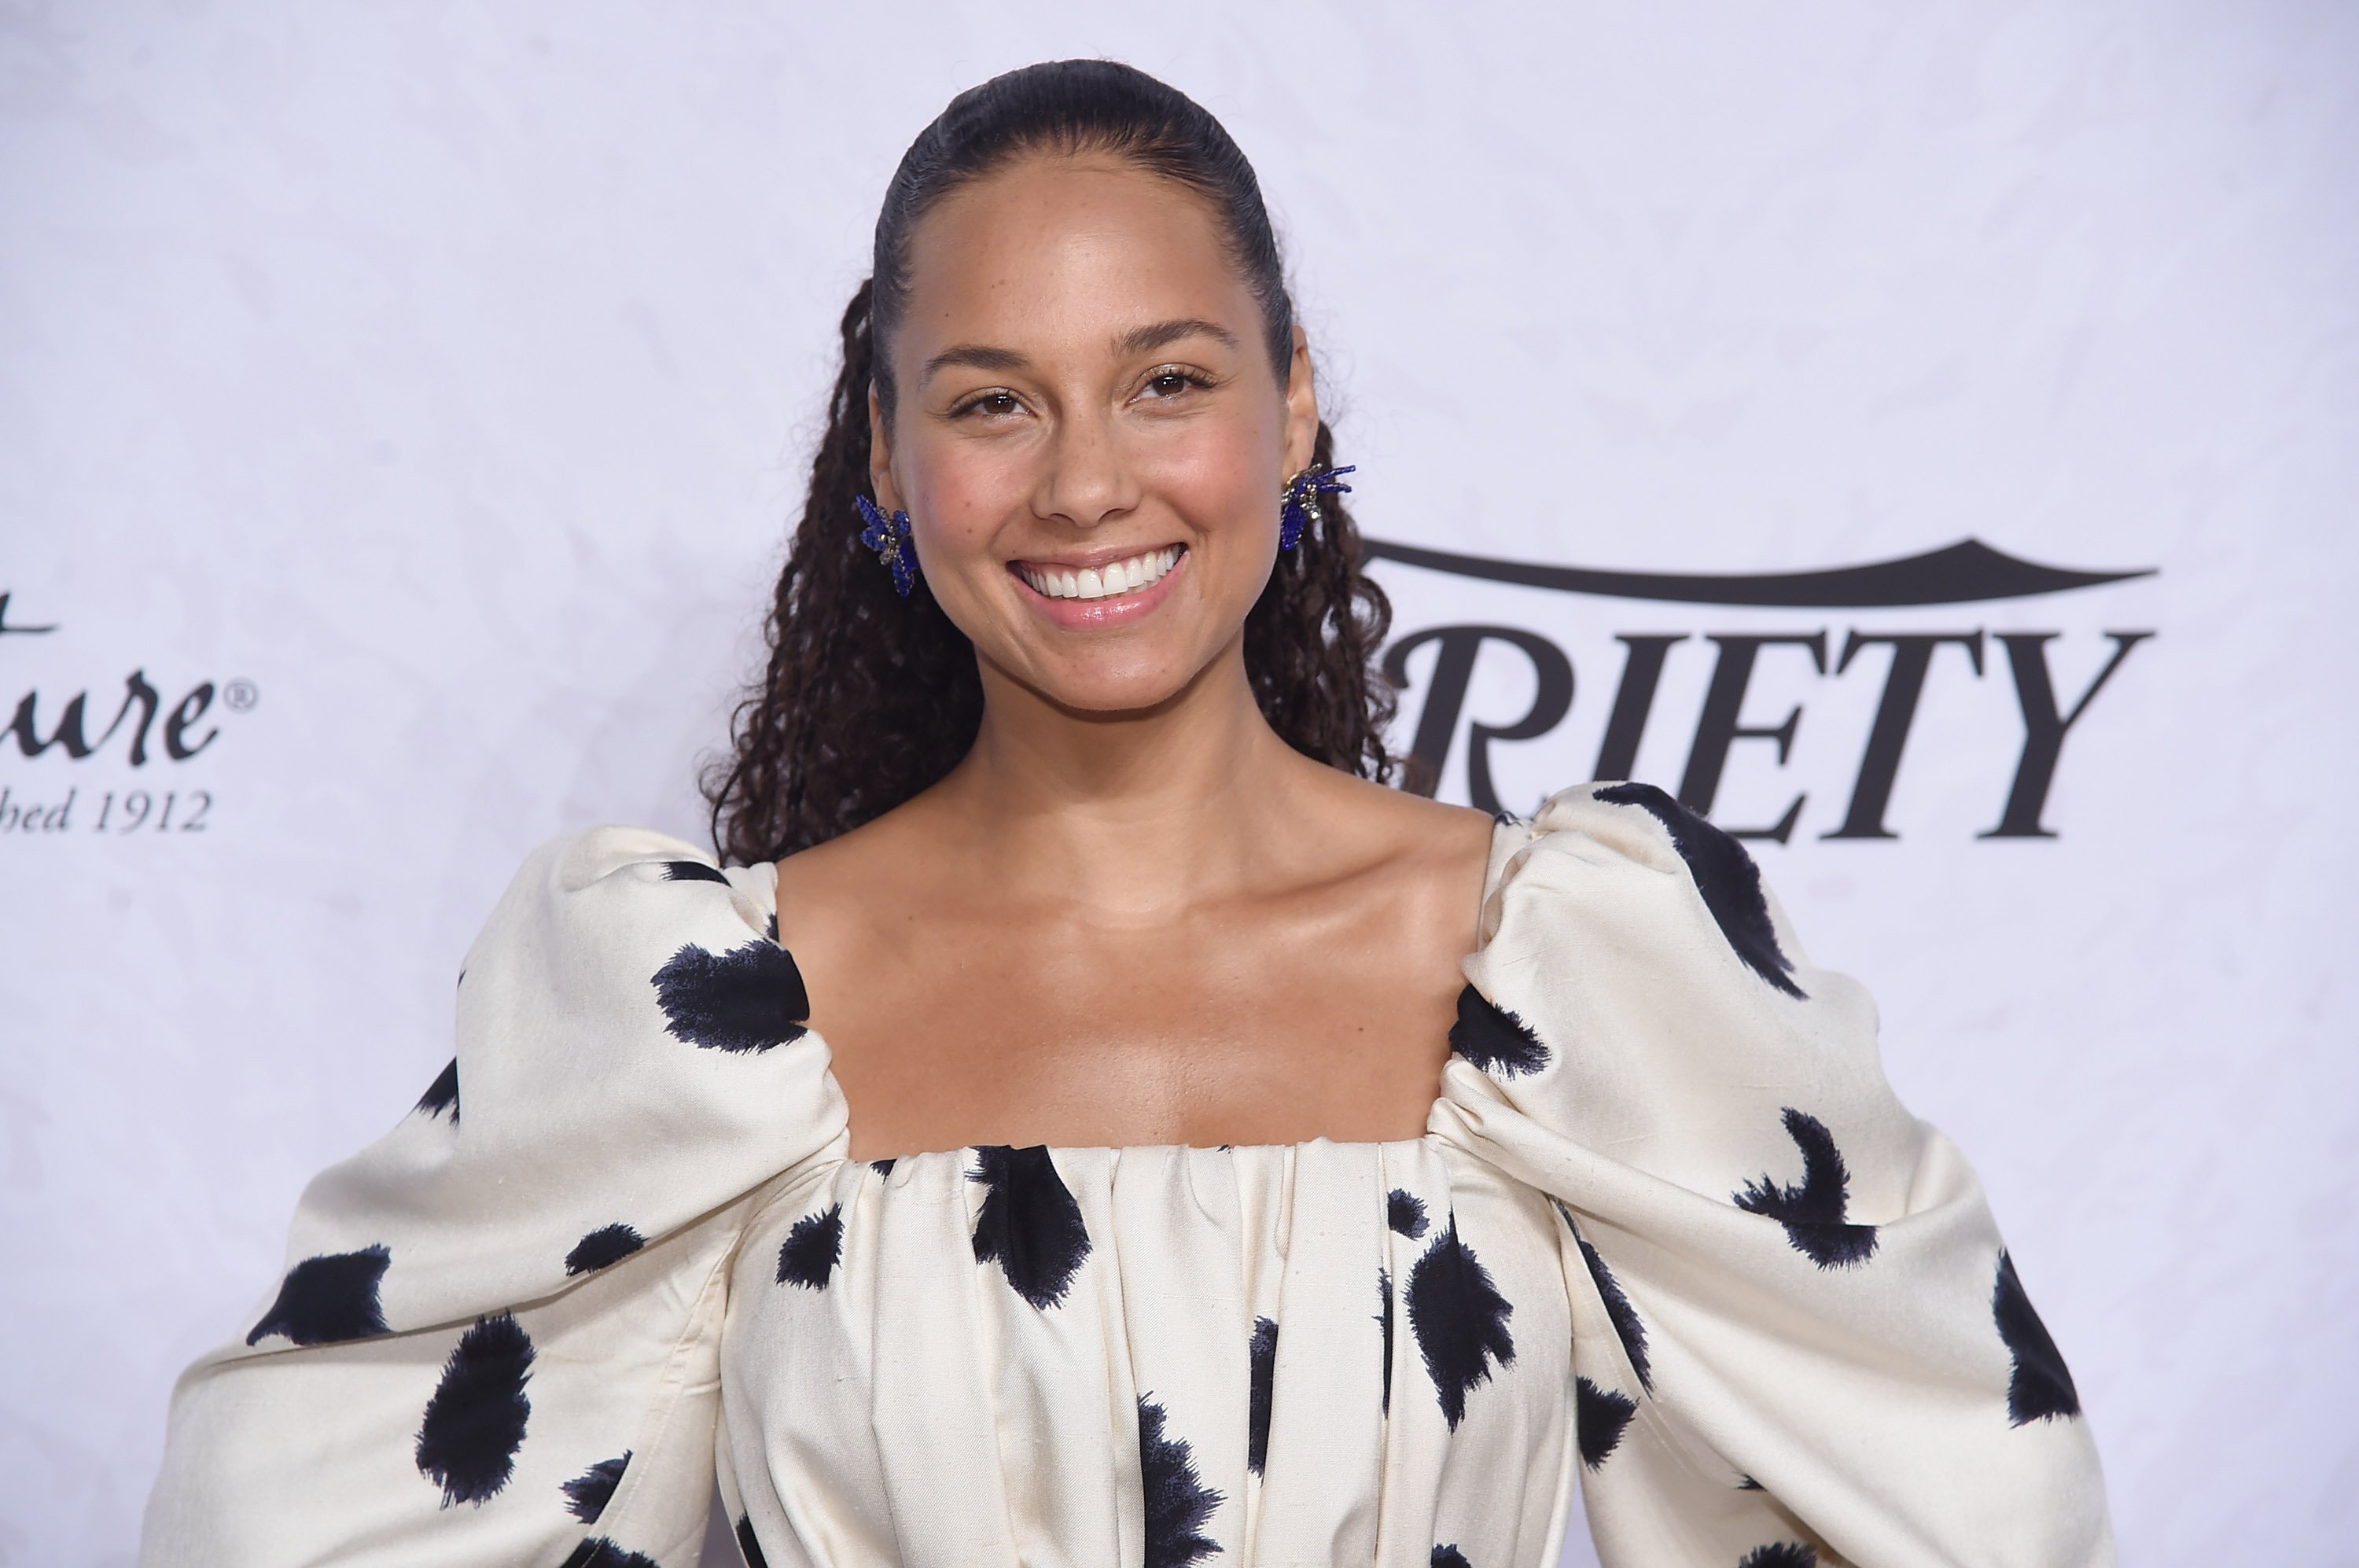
[1430,783,2113,1568]
[141,827,848,1568]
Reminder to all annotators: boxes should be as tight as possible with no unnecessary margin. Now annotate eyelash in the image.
[946,367,1217,421]
[1136,366,1216,400]
[950,390,1025,420]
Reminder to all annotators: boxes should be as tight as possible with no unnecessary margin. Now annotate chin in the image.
[1033,666,1198,718]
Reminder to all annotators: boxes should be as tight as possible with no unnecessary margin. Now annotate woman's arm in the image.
[1436,783,2112,1568]
[142,830,846,1567]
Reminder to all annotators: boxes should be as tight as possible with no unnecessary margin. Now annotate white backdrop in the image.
[4,3,2355,1564]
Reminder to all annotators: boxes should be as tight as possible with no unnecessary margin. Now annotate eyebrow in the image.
[1113,318,1238,357]
[918,318,1239,385]
[921,344,1031,381]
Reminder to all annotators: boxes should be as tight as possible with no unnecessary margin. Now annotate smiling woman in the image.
[142,60,2113,1568]
[703,63,1395,863]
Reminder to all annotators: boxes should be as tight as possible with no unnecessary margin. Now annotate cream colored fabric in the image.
[141,786,2113,1568]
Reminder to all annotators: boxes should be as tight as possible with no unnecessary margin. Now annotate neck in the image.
[929,639,1316,915]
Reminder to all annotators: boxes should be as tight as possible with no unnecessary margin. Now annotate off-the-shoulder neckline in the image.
[753,812,1525,1168]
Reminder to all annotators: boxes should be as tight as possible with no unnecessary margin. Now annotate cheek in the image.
[1140,414,1281,546]
[897,444,1032,608]
[903,441,1029,551]
[1164,444,1272,537]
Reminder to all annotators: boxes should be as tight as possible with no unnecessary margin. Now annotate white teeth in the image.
[1020,547,1183,601]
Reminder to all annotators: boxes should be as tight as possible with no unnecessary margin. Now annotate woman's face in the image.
[871,153,1318,717]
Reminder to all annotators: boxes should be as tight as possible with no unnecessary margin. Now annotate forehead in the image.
[896,153,1257,368]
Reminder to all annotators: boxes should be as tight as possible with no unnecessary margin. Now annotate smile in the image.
[1015,546,1184,602]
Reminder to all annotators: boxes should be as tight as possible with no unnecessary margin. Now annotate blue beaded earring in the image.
[1279,463,1356,550]
[854,493,918,597]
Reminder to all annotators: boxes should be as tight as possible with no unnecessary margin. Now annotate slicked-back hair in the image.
[704,60,1395,865]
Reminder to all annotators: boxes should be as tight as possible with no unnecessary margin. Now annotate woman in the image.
[142,60,2111,1568]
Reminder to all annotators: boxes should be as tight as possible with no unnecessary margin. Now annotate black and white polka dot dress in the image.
[140,785,2114,1567]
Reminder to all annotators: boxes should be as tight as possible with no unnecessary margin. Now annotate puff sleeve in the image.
[1430,784,2114,1568]
[140,828,848,1568]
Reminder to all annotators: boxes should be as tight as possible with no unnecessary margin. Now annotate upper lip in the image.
[1007,543,1185,573]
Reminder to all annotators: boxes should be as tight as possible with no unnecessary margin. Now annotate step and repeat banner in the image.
[4,4,2352,1565]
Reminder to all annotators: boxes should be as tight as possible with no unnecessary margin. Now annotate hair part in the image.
[705,60,1395,864]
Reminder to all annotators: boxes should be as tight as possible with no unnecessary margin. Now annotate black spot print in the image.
[870,1158,896,1178]
[1575,1375,1637,1470]
[414,1312,534,1507]
[662,859,731,885]
[1407,1218,1516,1430]
[764,911,779,943]
[1388,1188,1430,1239]
[557,1540,661,1568]
[1139,1396,1222,1568]
[415,1058,460,1123]
[1433,1546,1474,1568]
[1737,1474,1764,1489]
[1592,782,1805,999]
[1448,985,1550,1077]
[1555,1205,1651,1394]
[246,1244,392,1347]
[565,1224,646,1277]
[1247,1316,1278,1477]
[1737,1546,1817,1568]
[736,1515,771,1568]
[651,940,809,1054]
[1993,1250,2080,1425]
[1376,1268,1395,1413]
[1733,1108,1879,1268]
[775,1204,844,1291]
[561,1451,630,1522]
[970,1145,1091,1309]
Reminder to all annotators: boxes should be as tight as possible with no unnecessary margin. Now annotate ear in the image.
[1281,323,1319,478]
[867,383,904,513]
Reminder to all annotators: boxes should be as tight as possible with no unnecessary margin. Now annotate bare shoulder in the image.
[768,791,947,925]
[1295,767,1496,933]
[1312,766,1494,864]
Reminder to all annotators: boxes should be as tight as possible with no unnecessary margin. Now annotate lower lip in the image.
[1011,551,1188,629]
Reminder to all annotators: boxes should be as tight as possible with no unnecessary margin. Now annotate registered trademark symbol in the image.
[223,679,259,712]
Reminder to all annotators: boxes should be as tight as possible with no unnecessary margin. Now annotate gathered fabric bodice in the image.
[140,786,2114,1568]
[726,1134,1573,1568]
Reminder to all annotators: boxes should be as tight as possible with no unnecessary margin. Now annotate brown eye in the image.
[951,390,1023,421]
[1141,370,1205,401]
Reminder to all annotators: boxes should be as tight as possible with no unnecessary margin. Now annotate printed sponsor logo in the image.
[1,592,248,835]
[1367,537,2154,840]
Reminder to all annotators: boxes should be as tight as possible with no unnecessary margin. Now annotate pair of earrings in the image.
[853,462,1356,598]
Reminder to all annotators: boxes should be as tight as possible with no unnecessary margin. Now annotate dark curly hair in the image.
[705,60,1396,865]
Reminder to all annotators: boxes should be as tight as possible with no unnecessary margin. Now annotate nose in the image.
[1034,409,1139,531]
